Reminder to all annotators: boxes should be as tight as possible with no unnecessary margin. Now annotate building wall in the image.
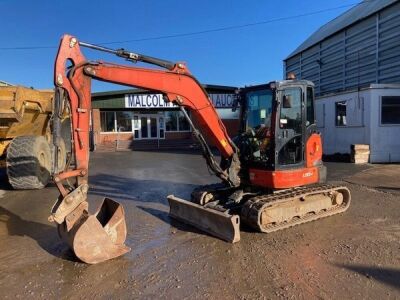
[285,1,400,96]
[93,116,237,147]
[92,108,102,146]
[369,87,400,162]
[91,86,240,150]
[316,85,400,162]
[222,119,240,138]
[316,90,371,154]
[92,107,240,150]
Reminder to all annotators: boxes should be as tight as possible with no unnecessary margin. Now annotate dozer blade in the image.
[167,195,240,243]
[51,187,130,264]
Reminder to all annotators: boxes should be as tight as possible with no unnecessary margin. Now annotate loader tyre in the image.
[6,136,52,189]
[55,138,67,173]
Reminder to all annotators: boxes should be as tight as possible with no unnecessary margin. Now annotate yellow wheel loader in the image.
[0,85,70,189]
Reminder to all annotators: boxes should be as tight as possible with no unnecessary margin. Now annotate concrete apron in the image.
[345,164,400,195]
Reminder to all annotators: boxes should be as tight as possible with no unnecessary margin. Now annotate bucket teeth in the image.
[167,195,240,243]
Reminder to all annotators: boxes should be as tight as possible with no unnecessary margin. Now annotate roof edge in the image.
[92,83,238,98]
[285,0,397,60]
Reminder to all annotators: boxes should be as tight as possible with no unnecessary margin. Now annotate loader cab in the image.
[236,80,317,172]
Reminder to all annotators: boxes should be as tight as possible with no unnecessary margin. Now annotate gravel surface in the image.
[0,151,399,299]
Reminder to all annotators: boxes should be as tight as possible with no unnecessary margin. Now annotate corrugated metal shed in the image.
[288,0,397,57]
[285,0,400,96]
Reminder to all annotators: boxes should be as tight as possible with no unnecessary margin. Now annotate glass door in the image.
[159,116,165,139]
[135,114,160,139]
[277,87,304,167]
[140,116,149,138]
[149,117,158,138]
[133,115,140,139]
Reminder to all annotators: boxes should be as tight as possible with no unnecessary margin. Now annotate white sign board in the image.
[125,94,177,108]
[125,93,236,109]
[209,94,236,108]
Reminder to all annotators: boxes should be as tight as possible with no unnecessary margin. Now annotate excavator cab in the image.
[235,80,326,188]
[171,79,349,243]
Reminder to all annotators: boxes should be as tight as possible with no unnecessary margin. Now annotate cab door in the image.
[275,86,305,169]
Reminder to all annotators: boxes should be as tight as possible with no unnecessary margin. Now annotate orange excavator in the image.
[48,34,351,264]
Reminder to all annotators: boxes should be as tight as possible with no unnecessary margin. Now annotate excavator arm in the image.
[48,34,241,263]
[53,34,240,192]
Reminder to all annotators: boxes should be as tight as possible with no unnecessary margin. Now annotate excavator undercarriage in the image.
[241,184,351,233]
[169,183,351,243]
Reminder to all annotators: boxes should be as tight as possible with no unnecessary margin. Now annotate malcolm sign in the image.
[125,94,176,108]
[125,93,236,109]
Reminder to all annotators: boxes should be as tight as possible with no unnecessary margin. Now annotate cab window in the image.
[245,90,273,129]
[306,87,315,126]
[278,88,302,165]
[279,88,302,134]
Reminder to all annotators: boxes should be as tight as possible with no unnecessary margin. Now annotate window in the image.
[178,111,190,131]
[335,101,347,126]
[306,87,315,126]
[100,111,116,132]
[245,90,273,129]
[280,88,302,134]
[381,96,400,125]
[278,88,302,165]
[116,111,133,132]
[165,111,178,131]
[100,111,134,132]
[165,111,191,132]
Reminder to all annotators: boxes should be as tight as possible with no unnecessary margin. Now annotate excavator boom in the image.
[49,34,241,263]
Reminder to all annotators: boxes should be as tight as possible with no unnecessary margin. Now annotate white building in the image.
[316,84,400,162]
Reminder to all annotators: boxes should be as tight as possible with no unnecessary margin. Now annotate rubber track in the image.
[241,184,351,233]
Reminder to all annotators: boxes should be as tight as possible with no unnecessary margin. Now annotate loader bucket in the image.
[168,195,240,243]
[58,198,130,264]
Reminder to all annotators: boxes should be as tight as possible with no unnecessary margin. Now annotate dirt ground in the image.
[0,151,399,299]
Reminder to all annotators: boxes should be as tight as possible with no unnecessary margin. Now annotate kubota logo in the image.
[303,171,313,178]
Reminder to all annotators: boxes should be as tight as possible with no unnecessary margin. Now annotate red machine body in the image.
[48,34,350,264]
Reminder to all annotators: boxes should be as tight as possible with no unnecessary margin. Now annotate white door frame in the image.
[132,113,161,140]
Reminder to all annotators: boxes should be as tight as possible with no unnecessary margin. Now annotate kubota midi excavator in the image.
[48,34,350,264]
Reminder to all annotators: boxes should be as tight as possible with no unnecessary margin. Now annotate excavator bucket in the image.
[58,198,130,264]
[167,195,240,243]
[50,186,130,264]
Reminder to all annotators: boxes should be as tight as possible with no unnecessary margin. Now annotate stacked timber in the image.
[351,144,370,164]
